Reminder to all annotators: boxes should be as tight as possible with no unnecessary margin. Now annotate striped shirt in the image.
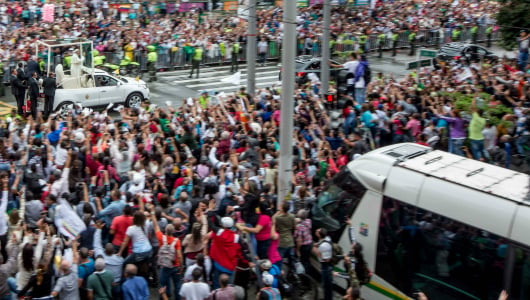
[294,219,312,246]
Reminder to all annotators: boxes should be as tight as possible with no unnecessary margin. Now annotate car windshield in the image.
[295,61,306,71]
[311,168,366,237]
[440,47,462,56]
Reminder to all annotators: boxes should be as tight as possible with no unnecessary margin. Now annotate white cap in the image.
[132,173,142,185]
[262,272,274,286]
[74,132,85,143]
[221,217,234,228]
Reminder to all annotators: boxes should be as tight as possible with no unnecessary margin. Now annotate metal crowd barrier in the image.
[2,26,499,82]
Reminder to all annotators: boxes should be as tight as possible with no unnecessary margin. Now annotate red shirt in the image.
[155,231,182,267]
[111,215,133,247]
[255,214,272,241]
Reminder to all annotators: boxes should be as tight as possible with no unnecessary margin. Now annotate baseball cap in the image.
[262,272,274,286]
[221,217,234,228]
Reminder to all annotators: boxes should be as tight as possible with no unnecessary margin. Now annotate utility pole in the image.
[246,0,257,96]
[320,0,331,95]
[278,0,296,205]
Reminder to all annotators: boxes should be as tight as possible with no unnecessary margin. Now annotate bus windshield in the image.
[311,168,366,238]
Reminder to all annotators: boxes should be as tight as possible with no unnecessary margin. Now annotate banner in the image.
[297,0,309,7]
[223,1,238,10]
[42,4,54,23]
[238,0,250,20]
[221,71,241,86]
[54,204,87,239]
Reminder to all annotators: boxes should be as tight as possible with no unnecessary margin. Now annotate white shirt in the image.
[0,191,8,235]
[179,281,210,300]
[343,60,359,85]
[318,236,333,261]
[55,144,68,166]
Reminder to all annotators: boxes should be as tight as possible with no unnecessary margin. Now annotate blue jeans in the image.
[278,247,294,269]
[449,138,465,156]
[516,135,530,155]
[256,239,271,260]
[159,267,181,300]
[355,87,366,104]
[259,52,266,64]
[321,263,333,300]
[470,139,488,160]
[519,51,529,71]
[212,262,234,290]
[343,114,357,135]
[123,249,153,265]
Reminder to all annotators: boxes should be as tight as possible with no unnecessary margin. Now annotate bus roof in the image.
[386,145,530,204]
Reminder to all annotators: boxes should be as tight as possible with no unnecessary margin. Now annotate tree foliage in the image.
[497,0,530,49]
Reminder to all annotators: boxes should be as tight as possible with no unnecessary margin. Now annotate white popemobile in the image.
[36,38,149,114]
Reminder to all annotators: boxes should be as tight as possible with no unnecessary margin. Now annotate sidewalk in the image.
[366,43,514,66]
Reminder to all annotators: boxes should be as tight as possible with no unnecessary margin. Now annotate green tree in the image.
[497,0,530,49]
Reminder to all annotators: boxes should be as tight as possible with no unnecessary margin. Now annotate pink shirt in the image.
[268,234,281,264]
[272,110,281,125]
[407,119,421,140]
[255,214,272,241]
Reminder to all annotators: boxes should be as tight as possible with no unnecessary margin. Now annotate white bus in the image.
[311,143,530,300]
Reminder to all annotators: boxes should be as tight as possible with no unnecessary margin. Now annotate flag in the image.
[221,71,241,86]
[54,204,87,239]
[42,4,54,23]
[457,67,472,82]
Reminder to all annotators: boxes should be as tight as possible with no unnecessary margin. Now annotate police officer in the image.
[189,44,203,79]
[231,40,240,73]
[471,23,479,44]
[147,45,158,82]
[377,30,386,58]
[409,30,417,56]
[486,25,493,48]
[452,26,462,42]
[359,30,368,54]
[391,30,399,57]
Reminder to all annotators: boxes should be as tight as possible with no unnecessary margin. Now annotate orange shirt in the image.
[156,231,182,267]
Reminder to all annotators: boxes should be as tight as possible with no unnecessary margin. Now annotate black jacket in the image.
[42,76,56,97]
[16,67,26,81]
[10,74,26,96]
[28,77,39,99]
[26,60,40,77]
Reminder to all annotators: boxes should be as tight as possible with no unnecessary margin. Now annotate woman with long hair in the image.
[182,218,208,266]
[117,211,153,265]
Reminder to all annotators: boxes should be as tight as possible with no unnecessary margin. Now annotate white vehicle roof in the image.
[348,143,530,246]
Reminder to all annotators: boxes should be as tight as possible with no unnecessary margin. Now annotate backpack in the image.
[157,235,178,268]
[270,265,293,297]
[322,240,344,266]
[261,287,282,300]
[363,64,372,85]
[358,262,372,285]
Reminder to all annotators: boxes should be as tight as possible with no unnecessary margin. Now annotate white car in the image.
[53,68,149,112]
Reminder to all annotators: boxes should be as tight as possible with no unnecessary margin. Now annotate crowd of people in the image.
[0,0,502,81]
[0,0,528,300]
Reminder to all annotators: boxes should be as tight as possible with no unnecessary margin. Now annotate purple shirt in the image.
[440,116,467,139]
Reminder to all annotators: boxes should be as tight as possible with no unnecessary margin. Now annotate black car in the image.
[437,42,498,63]
[278,56,343,85]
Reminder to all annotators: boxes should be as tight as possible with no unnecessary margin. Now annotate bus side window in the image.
[376,196,506,300]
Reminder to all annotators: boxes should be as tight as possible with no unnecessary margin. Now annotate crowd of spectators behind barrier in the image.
[0,1,528,300]
[0,0,502,79]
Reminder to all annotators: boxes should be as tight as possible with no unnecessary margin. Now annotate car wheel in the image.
[55,101,74,118]
[125,92,143,108]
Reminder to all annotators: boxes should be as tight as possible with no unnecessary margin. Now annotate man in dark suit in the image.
[28,72,39,119]
[42,72,56,119]
[16,62,25,81]
[10,69,26,115]
[26,56,40,78]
